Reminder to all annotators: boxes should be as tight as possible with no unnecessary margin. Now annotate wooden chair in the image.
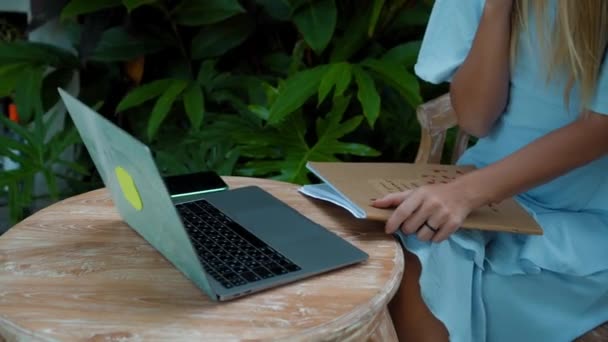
[414,93,468,164]
[414,93,608,341]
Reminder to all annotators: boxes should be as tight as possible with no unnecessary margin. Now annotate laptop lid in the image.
[58,89,216,298]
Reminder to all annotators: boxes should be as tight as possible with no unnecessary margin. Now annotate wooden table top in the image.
[0,177,404,341]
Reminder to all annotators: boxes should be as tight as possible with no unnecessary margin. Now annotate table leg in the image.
[368,306,398,342]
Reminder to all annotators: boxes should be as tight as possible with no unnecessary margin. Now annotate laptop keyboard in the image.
[176,200,301,289]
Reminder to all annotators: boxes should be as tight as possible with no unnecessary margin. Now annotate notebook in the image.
[299,161,543,235]
[58,89,368,301]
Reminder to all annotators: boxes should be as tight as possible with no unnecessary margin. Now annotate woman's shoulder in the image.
[414,0,486,84]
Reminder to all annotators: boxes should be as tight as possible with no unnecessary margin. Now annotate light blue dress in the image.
[402,0,608,341]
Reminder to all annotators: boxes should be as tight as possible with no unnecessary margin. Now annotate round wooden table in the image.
[0,177,404,341]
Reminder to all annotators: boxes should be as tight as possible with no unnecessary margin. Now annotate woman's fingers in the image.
[379,185,467,242]
[371,191,412,208]
[416,223,436,241]
[385,193,422,234]
[404,201,447,241]
[397,190,445,234]
[432,218,461,243]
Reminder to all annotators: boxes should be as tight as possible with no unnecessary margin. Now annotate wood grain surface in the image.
[0,177,404,341]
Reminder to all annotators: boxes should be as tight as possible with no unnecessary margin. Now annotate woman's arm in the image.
[450,1,513,137]
[458,111,608,208]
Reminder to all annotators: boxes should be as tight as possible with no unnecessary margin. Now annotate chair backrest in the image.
[414,93,469,164]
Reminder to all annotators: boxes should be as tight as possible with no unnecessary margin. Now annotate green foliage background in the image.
[0,0,444,224]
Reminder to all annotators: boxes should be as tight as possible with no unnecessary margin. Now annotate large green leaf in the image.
[201,115,265,148]
[310,97,380,171]
[14,67,44,123]
[292,0,336,55]
[382,41,422,68]
[182,83,205,130]
[318,62,352,105]
[315,95,350,138]
[92,27,168,61]
[0,63,28,97]
[61,0,122,20]
[361,58,422,107]
[0,63,27,76]
[237,113,310,183]
[147,80,188,140]
[0,42,78,68]
[311,130,378,161]
[122,0,156,12]
[173,0,245,26]
[116,79,174,112]
[353,66,380,127]
[191,16,252,59]
[268,65,327,124]
[238,97,378,183]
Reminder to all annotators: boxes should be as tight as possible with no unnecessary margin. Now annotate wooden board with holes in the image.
[303,162,543,235]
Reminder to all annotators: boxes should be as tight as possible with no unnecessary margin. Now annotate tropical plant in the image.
[0,19,92,223]
[0,0,437,224]
[100,0,431,178]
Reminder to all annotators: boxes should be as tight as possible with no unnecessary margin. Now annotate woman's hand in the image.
[371,182,480,243]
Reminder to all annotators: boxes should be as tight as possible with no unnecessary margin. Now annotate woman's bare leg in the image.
[389,249,449,341]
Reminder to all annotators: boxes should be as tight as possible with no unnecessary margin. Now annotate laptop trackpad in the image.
[202,186,348,265]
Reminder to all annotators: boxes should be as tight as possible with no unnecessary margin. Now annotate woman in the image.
[372,0,608,341]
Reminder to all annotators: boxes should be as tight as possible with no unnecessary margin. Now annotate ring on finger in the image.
[421,221,438,233]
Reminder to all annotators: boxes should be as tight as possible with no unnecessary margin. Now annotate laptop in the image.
[58,89,368,301]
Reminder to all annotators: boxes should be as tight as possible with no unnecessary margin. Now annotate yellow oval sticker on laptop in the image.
[115,166,143,211]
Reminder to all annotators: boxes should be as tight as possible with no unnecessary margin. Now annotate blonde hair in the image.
[511,0,608,108]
